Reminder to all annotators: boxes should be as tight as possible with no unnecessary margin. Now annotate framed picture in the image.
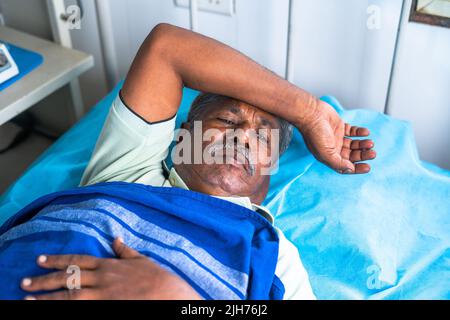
[410,0,450,28]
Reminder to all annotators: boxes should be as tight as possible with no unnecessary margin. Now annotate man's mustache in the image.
[208,141,256,176]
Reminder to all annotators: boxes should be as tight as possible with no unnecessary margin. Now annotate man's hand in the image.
[21,239,202,300]
[299,100,376,174]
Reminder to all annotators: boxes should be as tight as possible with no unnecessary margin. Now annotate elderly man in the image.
[0,24,375,300]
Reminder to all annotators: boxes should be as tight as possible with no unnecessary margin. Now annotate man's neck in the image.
[169,164,266,205]
[167,165,274,224]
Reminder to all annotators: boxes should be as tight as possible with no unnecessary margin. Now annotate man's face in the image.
[173,99,281,205]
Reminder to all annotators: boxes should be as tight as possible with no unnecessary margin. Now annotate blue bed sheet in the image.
[0,82,449,299]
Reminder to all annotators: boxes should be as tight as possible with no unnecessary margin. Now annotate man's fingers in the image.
[350,139,374,150]
[339,148,375,174]
[349,150,377,163]
[328,152,355,174]
[113,238,142,259]
[37,254,99,270]
[21,270,97,292]
[345,124,370,137]
[341,147,351,160]
[341,147,377,161]
[339,163,371,174]
[343,138,374,151]
[25,289,98,301]
[342,138,351,150]
[342,137,376,164]
[354,163,371,174]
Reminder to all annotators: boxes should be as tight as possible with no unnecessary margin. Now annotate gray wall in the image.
[0,0,53,39]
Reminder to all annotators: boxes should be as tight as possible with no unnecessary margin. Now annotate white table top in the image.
[0,26,94,126]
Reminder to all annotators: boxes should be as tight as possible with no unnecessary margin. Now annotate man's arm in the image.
[122,23,314,126]
[122,23,375,174]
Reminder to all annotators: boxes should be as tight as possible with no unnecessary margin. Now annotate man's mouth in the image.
[209,144,256,176]
[228,148,253,175]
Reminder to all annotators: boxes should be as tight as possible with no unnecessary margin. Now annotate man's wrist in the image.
[293,93,321,128]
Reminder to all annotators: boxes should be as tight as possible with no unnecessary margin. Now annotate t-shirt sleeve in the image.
[275,228,317,300]
[80,93,177,187]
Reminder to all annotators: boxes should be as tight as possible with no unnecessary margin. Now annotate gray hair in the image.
[187,93,293,155]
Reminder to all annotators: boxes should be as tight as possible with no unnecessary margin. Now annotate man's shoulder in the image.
[80,94,177,187]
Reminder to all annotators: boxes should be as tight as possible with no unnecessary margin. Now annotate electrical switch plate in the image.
[174,0,235,16]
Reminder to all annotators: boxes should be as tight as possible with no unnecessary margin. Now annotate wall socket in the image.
[174,0,235,16]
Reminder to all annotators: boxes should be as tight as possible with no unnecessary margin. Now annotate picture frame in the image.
[409,0,450,28]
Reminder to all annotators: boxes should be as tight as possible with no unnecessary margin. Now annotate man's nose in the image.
[233,136,250,151]
[233,123,254,149]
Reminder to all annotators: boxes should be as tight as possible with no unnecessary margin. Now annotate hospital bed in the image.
[0,82,449,299]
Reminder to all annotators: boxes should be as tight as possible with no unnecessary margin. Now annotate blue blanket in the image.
[0,82,449,299]
[0,182,283,300]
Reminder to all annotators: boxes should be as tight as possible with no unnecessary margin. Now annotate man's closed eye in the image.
[217,118,236,126]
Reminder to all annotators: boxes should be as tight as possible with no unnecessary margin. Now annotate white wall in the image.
[387,0,450,169]
[105,0,403,113]
[291,0,403,112]
[107,0,289,78]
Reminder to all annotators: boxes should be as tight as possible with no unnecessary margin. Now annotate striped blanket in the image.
[0,182,283,300]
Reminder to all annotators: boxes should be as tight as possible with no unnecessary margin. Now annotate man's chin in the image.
[201,164,256,196]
